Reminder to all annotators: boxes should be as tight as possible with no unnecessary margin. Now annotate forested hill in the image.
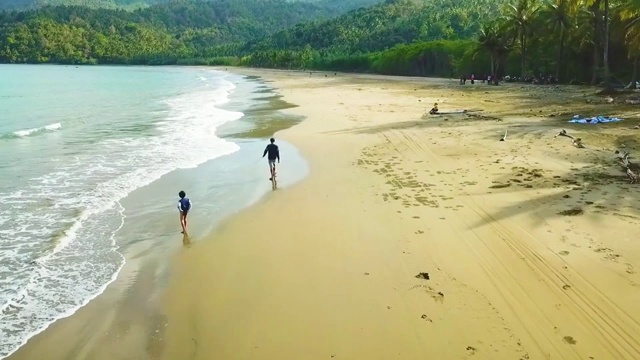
[0,0,381,10]
[245,0,506,54]
[1,0,638,88]
[0,0,377,63]
[235,0,638,88]
[0,0,165,10]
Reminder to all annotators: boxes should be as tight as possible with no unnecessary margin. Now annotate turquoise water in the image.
[0,65,307,358]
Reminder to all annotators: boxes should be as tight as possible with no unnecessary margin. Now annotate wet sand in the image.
[163,70,640,359]
[8,69,640,360]
[4,74,309,360]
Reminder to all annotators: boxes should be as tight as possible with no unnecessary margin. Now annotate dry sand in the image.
[162,70,640,360]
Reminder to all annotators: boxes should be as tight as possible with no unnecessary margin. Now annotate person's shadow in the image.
[182,233,192,247]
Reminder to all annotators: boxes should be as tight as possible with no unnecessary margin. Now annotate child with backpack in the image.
[177,190,192,234]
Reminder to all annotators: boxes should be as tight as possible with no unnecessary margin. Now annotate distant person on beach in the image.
[263,137,280,181]
[429,103,439,115]
[177,190,192,234]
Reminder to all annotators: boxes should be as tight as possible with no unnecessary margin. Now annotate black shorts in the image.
[181,210,189,216]
[268,158,277,165]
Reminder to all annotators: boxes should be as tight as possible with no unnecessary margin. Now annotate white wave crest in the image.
[11,123,62,138]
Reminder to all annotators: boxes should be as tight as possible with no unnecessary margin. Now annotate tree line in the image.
[1,0,638,88]
[234,0,639,88]
[0,0,374,64]
[475,0,639,89]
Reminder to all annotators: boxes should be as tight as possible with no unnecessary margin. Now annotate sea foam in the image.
[7,123,62,138]
[0,70,243,359]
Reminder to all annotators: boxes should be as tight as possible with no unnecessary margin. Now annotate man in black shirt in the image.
[262,137,280,181]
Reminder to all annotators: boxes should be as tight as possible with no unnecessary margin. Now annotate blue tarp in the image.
[569,115,622,124]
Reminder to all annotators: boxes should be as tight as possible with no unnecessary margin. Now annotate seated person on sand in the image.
[429,103,439,115]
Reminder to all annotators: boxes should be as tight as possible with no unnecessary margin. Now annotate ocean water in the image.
[0,65,273,358]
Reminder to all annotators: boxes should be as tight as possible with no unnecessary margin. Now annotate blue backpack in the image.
[179,197,191,212]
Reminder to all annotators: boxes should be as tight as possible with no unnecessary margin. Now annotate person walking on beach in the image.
[177,190,191,234]
[263,137,280,181]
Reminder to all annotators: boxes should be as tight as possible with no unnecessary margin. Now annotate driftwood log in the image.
[500,129,507,141]
[615,150,639,183]
[554,129,585,148]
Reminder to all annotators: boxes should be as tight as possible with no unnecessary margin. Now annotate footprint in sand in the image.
[466,346,477,356]
[558,251,570,256]
[626,264,636,274]
[420,314,433,322]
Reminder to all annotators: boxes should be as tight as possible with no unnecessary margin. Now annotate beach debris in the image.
[554,129,585,148]
[500,129,508,141]
[615,149,630,161]
[364,272,370,276]
[615,150,639,183]
[558,208,584,216]
[634,123,640,129]
[627,168,638,183]
[415,272,430,280]
[554,129,572,139]
[622,155,638,182]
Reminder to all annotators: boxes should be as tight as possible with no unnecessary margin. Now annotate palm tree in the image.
[504,0,539,78]
[578,0,613,90]
[569,0,604,85]
[620,0,640,88]
[477,21,511,84]
[542,0,574,81]
[587,0,602,85]
[601,0,613,91]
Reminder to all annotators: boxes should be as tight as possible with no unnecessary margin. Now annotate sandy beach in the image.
[162,69,640,360]
[7,69,640,360]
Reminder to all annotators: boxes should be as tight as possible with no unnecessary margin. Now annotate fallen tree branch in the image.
[554,129,574,140]
[500,129,508,141]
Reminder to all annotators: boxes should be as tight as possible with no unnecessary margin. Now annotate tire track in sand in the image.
[373,127,640,360]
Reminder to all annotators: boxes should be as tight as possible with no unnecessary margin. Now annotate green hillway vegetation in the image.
[0,0,165,10]
[1,0,639,87]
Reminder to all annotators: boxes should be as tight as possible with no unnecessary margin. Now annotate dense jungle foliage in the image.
[235,0,640,87]
[0,0,377,64]
[1,0,639,86]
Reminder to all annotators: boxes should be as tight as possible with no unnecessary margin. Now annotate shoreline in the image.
[162,68,640,359]
[4,69,309,360]
[5,67,640,359]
